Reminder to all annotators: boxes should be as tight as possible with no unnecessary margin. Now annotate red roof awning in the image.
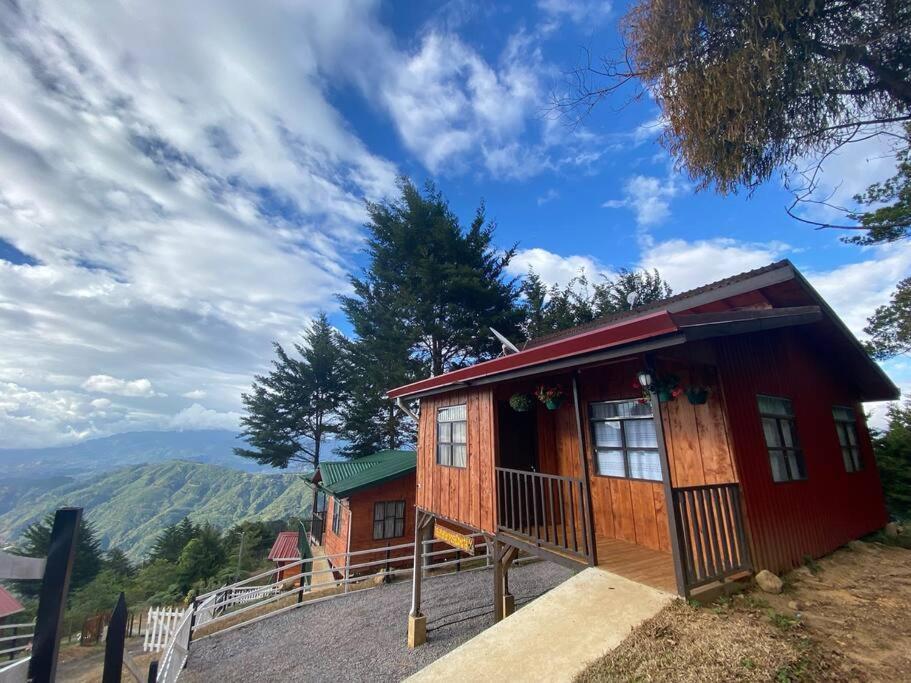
[267,531,301,562]
[0,586,24,620]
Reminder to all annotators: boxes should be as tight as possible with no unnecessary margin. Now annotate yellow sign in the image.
[434,524,475,556]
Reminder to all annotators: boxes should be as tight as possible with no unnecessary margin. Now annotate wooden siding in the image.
[322,473,417,571]
[416,388,497,533]
[715,328,888,573]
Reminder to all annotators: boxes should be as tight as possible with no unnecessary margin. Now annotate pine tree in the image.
[236,312,348,469]
[873,402,911,521]
[11,514,102,598]
[149,517,199,564]
[339,178,521,456]
[104,547,135,579]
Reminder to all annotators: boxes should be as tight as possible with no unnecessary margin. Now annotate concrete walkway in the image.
[406,567,674,683]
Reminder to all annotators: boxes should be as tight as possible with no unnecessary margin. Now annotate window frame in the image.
[588,399,663,482]
[757,395,807,483]
[331,497,342,536]
[832,405,863,473]
[372,499,406,540]
[436,404,468,469]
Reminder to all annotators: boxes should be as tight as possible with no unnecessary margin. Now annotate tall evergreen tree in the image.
[236,312,348,469]
[149,517,199,564]
[11,514,102,598]
[873,402,911,521]
[339,178,521,456]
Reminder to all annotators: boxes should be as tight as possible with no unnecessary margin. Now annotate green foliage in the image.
[865,276,911,360]
[150,517,199,564]
[104,547,136,579]
[0,461,314,560]
[338,177,521,456]
[10,513,102,599]
[519,267,672,339]
[237,312,348,469]
[176,524,227,593]
[872,402,911,520]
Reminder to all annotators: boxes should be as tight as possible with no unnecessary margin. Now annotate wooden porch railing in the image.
[495,467,591,563]
[672,483,751,591]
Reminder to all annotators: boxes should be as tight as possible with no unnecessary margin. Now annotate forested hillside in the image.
[0,461,312,559]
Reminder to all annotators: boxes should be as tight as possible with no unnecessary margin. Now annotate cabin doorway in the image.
[496,401,538,471]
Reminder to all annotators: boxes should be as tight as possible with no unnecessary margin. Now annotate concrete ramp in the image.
[406,567,674,683]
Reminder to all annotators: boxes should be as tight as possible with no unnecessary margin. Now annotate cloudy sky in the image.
[0,0,907,448]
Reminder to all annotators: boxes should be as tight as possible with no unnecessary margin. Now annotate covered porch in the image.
[491,351,752,597]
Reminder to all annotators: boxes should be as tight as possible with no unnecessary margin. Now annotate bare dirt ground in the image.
[56,637,155,682]
[578,536,911,682]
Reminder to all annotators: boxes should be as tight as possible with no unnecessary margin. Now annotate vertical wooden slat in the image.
[703,488,723,573]
[697,489,718,578]
[569,484,578,553]
[547,478,557,547]
[558,480,567,549]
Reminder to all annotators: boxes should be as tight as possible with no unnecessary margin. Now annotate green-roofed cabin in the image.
[307,450,417,577]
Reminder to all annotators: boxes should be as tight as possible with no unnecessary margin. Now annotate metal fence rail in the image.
[672,482,751,590]
[0,622,33,661]
[495,466,591,562]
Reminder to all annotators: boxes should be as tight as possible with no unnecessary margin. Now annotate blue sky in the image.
[0,0,908,447]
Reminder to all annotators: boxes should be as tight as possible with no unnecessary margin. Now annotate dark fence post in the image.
[29,507,81,683]
[102,592,128,683]
[147,660,159,683]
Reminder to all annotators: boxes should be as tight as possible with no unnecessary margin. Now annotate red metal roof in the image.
[387,309,678,399]
[267,531,301,561]
[0,586,24,619]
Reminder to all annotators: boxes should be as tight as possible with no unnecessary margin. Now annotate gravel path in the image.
[183,560,575,682]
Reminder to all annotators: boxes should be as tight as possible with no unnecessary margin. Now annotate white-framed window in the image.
[373,500,406,540]
[437,404,467,468]
[758,395,807,482]
[589,399,662,482]
[833,406,863,472]
[331,497,342,535]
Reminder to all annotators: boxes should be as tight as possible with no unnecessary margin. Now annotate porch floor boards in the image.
[596,538,677,594]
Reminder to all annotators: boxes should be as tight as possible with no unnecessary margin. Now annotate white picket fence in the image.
[143,606,185,653]
[155,607,193,683]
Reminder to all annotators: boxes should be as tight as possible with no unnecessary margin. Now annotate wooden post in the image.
[571,374,598,565]
[102,592,128,683]
[29,507,81,683]
[493,540,504,623]
[408,512,432,648]
[646,357,689,598]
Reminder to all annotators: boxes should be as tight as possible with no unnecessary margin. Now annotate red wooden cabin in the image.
[389,260,897,641]
[306,450,417,576]
[267,531,301,584]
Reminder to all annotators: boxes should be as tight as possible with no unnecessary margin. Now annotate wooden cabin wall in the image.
[322,495,349,568]
[715,328,888,574]
[416,387,496,534]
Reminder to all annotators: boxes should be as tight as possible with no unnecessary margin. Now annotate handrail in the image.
[494,466,583,483]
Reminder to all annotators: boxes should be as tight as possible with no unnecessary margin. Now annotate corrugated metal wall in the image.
[715,328,888,573]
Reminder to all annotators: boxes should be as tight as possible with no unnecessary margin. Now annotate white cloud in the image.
[536,188,559,206]
[507,247,611,288]
[639,238,791,292]
[603,173,684,228]
[82,375,160,398]
[168,403,240,431]
[182,389,207,400]
[537,0,612,26]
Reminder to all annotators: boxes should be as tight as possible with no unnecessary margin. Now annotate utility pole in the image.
[234,531,245,583]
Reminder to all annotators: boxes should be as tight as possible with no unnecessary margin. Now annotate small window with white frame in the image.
[589,399,662,481]
[832,406,862,472]
[331,498,342,535]
[437,404,467,468]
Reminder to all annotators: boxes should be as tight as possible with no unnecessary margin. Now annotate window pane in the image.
[835,423,848,447]
[386,501,396,517]
[786,451,805,479]
[452,444,467,468]
[394,519,404,537]
[595,449,626,477]
[385,518,395,538]
[374,503,384,521]
[833,406,854,422]
[395,501,405,517]
[851,448,862,471]
[624,420,658,448]
[593,421,623,447]
[628,450,662,481]
[438,444,451,465]
[845,424,858,446]
[591,400,651,420]
[842,447,855,472]
[769,450,787,482]
[438,422,452,443]
[451,421,467,444]
[374,521,384,539]
[438,405,466,422]
[758,396,793,417]
[762,418,781,447]
[779,420,795,448]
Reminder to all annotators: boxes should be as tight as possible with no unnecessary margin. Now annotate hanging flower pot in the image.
[647,374,681,403]
[685,386,709,405]
[509,393,533,412]
[535,384,565,410]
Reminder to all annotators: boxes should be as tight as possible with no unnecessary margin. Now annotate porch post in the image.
[646,359,689,598]
[571,374,598,566]
[408,511,433,647]
[492,540,504,623]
